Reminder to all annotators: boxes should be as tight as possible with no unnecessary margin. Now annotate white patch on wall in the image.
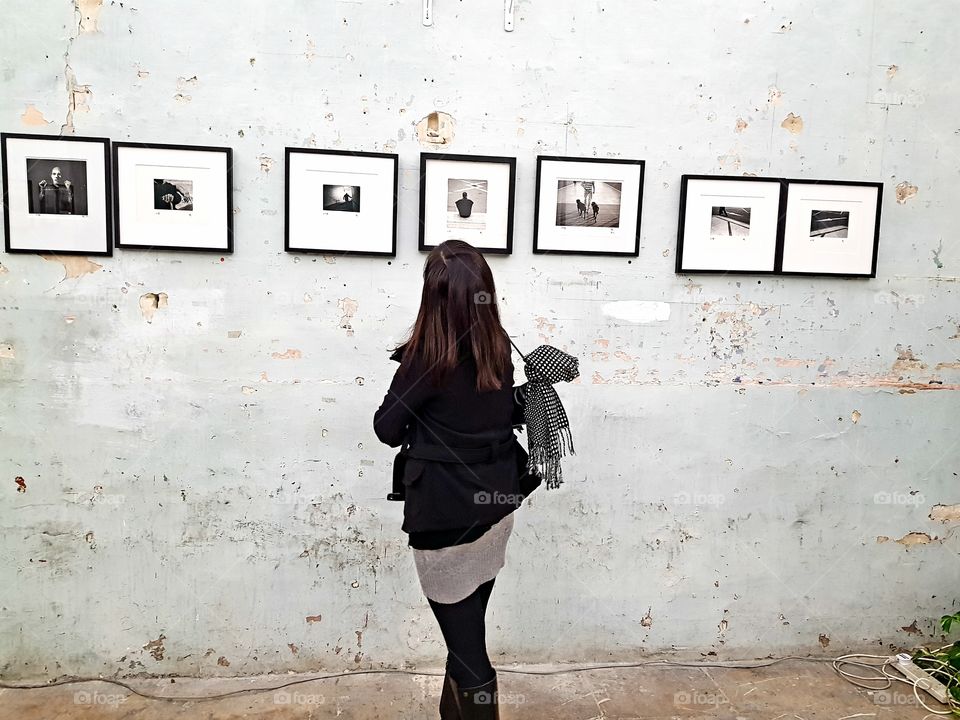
[601,301,670,324]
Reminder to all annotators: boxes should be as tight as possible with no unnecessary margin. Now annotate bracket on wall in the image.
[422,0,515,31]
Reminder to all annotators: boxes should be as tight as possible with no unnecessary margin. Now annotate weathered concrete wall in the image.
[1,0,958,681]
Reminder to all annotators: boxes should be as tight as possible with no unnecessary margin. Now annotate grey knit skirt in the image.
[412,511,515,604]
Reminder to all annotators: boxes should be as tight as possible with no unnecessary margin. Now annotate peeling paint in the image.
[258,155,275,173]
[895,181,918,204]
[76,0,103,33]
[143,634,166,661]
[929,504,960,523]
[272,349,303,360]
[42,254,102,279]
[895,532,934,546]
[640,607,653,627]
[734,117,748,133]
[20,105,52,127]
[851,409,861,424]
[0,343,14,360]
[139,292,168,322]
[780,112,804,134]
[338,297,358,337]
[886,64,899,78]
[416,111,455,146]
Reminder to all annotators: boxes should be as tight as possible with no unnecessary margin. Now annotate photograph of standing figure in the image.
[26,158,89,216]
[555,179,621,227]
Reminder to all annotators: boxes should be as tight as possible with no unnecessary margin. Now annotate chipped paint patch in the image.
[767,86,784,106]
[780,112,804,134]
[272,349,302,360]
[818,633,830,647]
[895,181,918,204]
[602,301,670,324]
[895,532,933,546]
[143,634,166,661]
[640,607,653,627]
[306,614,322,624]
[42,254,102,279]
[21,105,52,127]
[139,293,168,322]
[15,477,27,493]
[0,343,14,360]
[217,656,230,667]
[886,64,899,78]
[76,0,103,33]
[929,504,960,523]
[258,155,275,173]
[851,409,861,424]
[339,297,358,337]
[416,111,455,146]
[734,117,748,133]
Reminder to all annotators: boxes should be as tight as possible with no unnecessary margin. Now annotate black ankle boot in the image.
[439,665,460,719]
[454,669,499,720]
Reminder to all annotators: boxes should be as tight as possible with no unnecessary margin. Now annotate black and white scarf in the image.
[510,340,579,489]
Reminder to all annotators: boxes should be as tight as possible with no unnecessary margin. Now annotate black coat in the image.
[373,343,527,534]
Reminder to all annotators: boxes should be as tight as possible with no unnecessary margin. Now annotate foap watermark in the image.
[674,490,726,506]
[874,290,926,307]
[74,690,127,707]
[673,689,730,707]
[474,490,523,506]
[874,490,925,506]
[872,690,923,706]
[273,690,327,705]
[470,689,525,706]
[473,291,493,305]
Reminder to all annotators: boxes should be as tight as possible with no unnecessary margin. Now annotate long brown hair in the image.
[394,240,510,392]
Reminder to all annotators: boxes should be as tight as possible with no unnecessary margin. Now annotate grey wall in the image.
[1,0,958,681]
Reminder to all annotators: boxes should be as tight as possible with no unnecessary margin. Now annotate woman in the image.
[373,239,529,719]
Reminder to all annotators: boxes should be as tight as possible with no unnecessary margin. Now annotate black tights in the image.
[427,576,497,688]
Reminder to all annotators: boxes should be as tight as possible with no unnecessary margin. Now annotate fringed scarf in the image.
[509,340,580,489]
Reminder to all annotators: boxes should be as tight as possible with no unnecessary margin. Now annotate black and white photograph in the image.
[447,178,487,230]
[555,179,622,227]
[809,209,849,238]
[286,149,397,256]
[676,175,783,273]
[322,184,361,213]
[153,178,193,212]
[781,180,882,276]
[113,142,232,252]
[419,153,515,253]
[2,133,112,255]
[26,158,89,216]
[711,205,751,238]
[533,156,643,256]
[533,155,645,257]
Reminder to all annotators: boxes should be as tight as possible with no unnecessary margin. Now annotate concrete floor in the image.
[0,659,946,719]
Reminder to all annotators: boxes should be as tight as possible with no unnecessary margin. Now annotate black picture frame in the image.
[284,148,398,257]
[418,152,516,254]
[533,155,645,257]
[778,178,882,278]
[1,132,113,256]
[112,141,234,253]
[675,174,786,275]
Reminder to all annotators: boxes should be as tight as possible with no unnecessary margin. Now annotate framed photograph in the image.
[285,148,398,256]
[1,132,112,255]
[676,175,785,274]
[113,142,232,252]
[419,153,516,254]
[780,180,882,277]
[533,155,644,256]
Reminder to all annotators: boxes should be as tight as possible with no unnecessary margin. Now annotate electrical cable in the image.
[0,655,835,703]
[831,651,958,716]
